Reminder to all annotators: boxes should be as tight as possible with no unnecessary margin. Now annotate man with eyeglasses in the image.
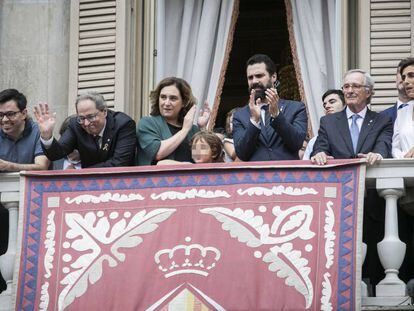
[34,92,137,168]
[311,69,394,290]
[0,88,49,171]
[311,69,393,165]
[0,88,50,293]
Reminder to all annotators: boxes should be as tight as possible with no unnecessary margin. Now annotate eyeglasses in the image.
[342,83,368,91]
[0,111,22,120]
[76,111,101,124]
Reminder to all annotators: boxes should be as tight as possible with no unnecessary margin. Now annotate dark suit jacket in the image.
[233,99,307,161]
[380,103,397,124]
[42,110,137,168]
[312,109,393,159]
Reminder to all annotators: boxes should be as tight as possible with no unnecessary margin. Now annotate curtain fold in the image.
[156,0,236,116]
[288,0,341,135]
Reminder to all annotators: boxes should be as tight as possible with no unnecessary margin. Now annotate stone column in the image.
[0,192,19,311]
[376,178,406,297]
[361,242,368,297]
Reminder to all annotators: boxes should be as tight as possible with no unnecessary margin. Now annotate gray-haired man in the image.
[34,92,137,168]
[311,69,393,166]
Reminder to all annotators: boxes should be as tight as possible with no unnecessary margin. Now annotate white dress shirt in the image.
[250,104,268,128]
[346,106,367,131]
[392,100,414,158]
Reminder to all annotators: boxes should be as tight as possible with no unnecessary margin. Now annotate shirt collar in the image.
[346,106,367,119]
[397,100,408,109]
[400,99,414,108]
[96,120,106,138]
[0,119,32,140]
[21,119,33,137]
[260,103,268,110]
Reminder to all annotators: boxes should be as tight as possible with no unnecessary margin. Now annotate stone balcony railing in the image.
[1,160,414,310]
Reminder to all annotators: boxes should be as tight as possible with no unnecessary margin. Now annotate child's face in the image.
[192,138,213,163]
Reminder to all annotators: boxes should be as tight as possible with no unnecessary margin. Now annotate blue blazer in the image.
[380,103,398,124]
[233,99,307,161]
[312,109,393,159]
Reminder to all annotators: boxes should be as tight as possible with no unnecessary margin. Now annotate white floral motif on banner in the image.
[200,205,315,309]
[39,210,56,311]
[58,209,175,311]
[321,272,333,311]
[237,185,318,197]
[151,188,230,200]
[65,192,144,205]
[324,202,336,269]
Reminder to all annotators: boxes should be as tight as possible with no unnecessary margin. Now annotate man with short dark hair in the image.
[0,88,49,171]
[233,54,308,161]
[399,57,414,97]
[388,56,414,293]
[34,92,137,168]
[302,89,345,160]
[0,88,49,293]
[380,59,411,124]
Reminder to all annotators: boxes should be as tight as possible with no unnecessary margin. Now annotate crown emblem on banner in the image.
[154,237,221,278]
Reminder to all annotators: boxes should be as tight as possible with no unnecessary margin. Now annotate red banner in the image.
[16,160,365,310]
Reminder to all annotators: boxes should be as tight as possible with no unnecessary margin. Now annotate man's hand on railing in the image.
[311,151,334,165]
[357,152,383,165]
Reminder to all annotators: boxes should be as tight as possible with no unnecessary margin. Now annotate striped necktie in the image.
[261,105,273,140]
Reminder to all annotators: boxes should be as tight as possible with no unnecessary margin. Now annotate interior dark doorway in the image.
[215,0,300,130]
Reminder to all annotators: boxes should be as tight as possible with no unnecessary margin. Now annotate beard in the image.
[249,81,273,102]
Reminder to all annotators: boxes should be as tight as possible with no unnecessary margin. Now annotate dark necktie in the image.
[93,135,101,149]
[398,103,408,110]
[261,105,273,141]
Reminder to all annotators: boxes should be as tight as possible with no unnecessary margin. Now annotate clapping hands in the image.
[197,101,211,129]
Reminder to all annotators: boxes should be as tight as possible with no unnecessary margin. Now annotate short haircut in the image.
[397,58,406,70]
[0,89,27,110]
[191,130,224,163]
[399,57,414,76]
[344,69,375,104]
[149,77,197,125]
[322,89,345,106]
[75,92,107,111]
[246,54,276,76]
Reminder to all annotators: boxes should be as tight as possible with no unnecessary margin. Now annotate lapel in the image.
[259,113,269,144]
[100,110,114,158]
[391,102,398,123]
[336,110,354,155]
[278,100,286,115]
[246,105,269,145]
[356,109,376,153]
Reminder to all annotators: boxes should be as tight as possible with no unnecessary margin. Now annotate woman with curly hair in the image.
[137,77,210,165]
